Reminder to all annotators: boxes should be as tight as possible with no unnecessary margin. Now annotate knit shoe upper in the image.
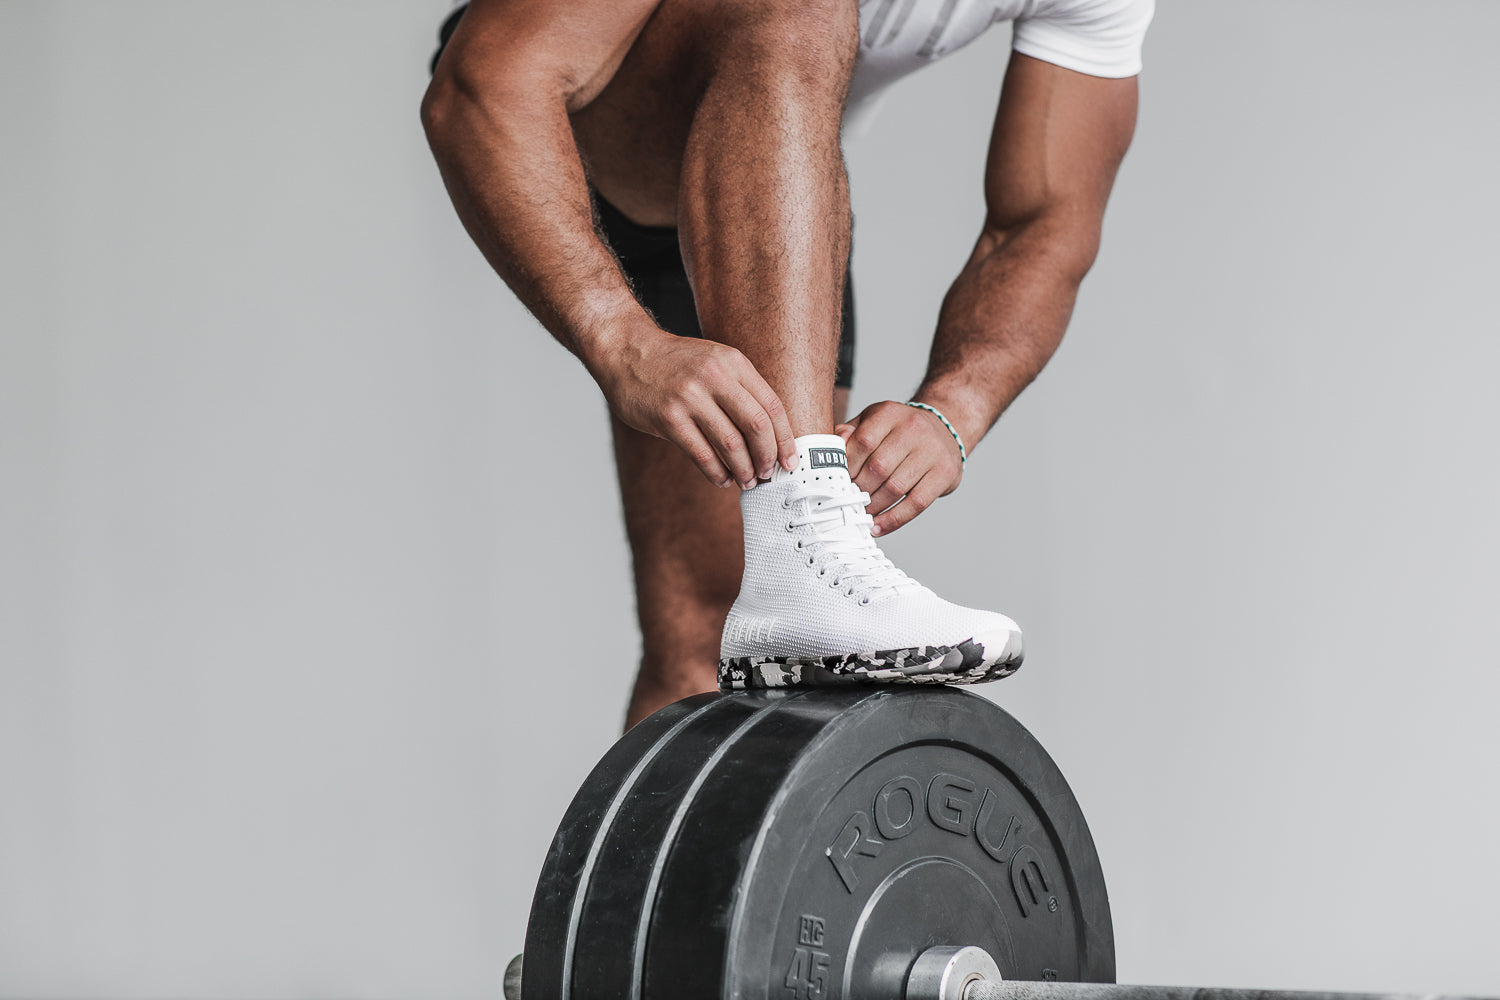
[718,434,1023,690]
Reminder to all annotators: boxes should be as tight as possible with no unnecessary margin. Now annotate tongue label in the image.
[807,447,848,471]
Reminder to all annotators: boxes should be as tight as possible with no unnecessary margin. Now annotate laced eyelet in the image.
[860,597,871,606]
[782,498,791,509]
[806,557,815,566]
[817,569,825,577]
[794,540,802,550]
[785,522,794,531]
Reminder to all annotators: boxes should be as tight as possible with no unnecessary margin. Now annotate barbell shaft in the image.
[965,982,1494,1000]
[503,950,1495,1000]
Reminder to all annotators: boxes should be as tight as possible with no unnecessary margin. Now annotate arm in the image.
[422,0,796,486]
[841,53,1138,533]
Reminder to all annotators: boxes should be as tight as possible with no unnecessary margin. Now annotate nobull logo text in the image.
[806,448,848,471]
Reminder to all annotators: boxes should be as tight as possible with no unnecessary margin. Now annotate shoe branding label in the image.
[724,613,778,646]
[807,447,848,471]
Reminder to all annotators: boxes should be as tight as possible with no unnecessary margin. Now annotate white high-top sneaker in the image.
[718,434,1024,690]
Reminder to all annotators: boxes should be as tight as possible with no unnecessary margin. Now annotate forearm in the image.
[422,74,651,376]
[913,215,1096,453]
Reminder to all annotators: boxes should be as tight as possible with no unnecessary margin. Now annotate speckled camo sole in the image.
[717,630,1023,691]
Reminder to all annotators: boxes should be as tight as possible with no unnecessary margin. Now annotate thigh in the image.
[433,0,854,227]
[568,0,717,226]
[571,0,855,226]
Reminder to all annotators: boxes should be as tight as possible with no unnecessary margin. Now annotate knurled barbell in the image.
[502,942,1490,1000]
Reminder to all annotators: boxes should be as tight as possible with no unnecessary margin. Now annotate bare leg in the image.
[621,390,850,730]
[675,6,856,435]
[569,0,860,728]
[614,416,740,729]
[575,0,857,435]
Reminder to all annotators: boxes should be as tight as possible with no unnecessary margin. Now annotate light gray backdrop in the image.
[3,2,1497,998]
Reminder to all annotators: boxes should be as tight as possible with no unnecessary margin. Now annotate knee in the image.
[707,0,859,98]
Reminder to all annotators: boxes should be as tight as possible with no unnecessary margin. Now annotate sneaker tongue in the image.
[780,433,867,532]
[789,433,853,484]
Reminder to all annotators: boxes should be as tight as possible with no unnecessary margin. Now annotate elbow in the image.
[421,52,567,157]
[421,63,469,152]
[1057,225,1102,285]
[980,211,1103,288]
[420,76,448,145]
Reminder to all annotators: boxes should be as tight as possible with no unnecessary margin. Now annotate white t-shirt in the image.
[443,0,1152,116]
[847,0,1154,120]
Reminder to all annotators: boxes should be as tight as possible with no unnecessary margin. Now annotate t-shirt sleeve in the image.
[1011,0,1155,79]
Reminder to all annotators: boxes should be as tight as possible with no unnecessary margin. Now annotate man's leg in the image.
[613,419,740,729]
[592,194,855,728]
[675,6,854,435]
[569,0,859,727]
[575,0,857,436]
[597,198,856,731]
[618,389,851,731]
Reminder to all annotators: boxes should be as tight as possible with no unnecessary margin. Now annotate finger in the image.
[843,404,901,480]
[694,406,758,490]
[835,422,856,441]
[739,366,798,473]
[873,473,942,536]
[669,419,734,488]
[717,384,781,481]
[864,450,922,517]
[850,422,912,499]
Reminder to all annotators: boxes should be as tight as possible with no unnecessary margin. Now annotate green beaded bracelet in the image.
[905,401,967,468]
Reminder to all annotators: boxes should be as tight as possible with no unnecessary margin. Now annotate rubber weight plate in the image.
[644,688,1114,1000]
[522,688,1112,1000]
[565,694,771,1000]
[521,691,775,1000]
[520,691,719,1000]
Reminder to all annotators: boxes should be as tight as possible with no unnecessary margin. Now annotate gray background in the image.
[3,2,1498,998]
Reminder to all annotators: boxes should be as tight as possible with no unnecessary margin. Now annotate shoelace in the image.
[785,481,922,603]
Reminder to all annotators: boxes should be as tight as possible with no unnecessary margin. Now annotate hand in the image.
[593,327,798,488]
[836,400,964,536]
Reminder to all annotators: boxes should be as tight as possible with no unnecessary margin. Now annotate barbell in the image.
[499,688,1490,1000]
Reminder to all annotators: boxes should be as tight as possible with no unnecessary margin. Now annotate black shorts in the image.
[430,4,856,389]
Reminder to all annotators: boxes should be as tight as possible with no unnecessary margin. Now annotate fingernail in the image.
[741,480,754,491]
[871,524,883,536]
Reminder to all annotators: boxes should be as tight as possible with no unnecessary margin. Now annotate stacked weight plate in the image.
[520,687,1115,1000]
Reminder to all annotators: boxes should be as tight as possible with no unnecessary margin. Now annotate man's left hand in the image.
[836,400,964,536]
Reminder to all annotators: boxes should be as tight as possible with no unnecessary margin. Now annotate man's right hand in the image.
[591,327,799,489]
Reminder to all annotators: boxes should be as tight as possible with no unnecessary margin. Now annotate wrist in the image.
[910,384,990,458]
[574,299,663,382]
[905,401,967,468]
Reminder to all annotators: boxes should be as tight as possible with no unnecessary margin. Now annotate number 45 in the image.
[784,946,831,1000]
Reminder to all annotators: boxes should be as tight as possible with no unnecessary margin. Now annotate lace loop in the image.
[785,479,920,602]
